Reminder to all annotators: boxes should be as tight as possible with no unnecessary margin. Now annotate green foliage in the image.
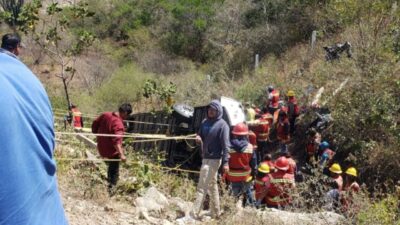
[162,0,222,62]
[90,64,154,111]
[357,195,400,225]
[142,79,177,113]
[0,0,25,28]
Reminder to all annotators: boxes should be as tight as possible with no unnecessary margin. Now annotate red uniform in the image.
[269,90,280,109]
[250,118,270,142]
[255,174,272,202]
[266,170,295,207]
[286,158,297,175]
[91,112,125,158]
[71,107,83,129]
[226,144,254,182]
[276,117,290,143]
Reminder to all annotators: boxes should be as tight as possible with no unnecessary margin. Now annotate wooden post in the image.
[311,30,317,50]
[255,54,259,70]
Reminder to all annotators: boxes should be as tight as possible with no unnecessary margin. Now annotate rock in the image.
[170,197,193,218]
[233,207,344,225]
[134,187,170,220]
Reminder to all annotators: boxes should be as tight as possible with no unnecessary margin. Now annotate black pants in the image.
[257,141,269,163]
[107,159,120,188]
[289,117,296,134]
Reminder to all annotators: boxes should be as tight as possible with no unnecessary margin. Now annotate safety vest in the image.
[266,171,295,206]
[71,108,82,128]
[255,174,272,201]
[227,143,254,182]
[276,118,290,142]
[249,119,270,142]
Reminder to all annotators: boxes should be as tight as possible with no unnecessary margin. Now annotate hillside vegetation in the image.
[1,0,400,224]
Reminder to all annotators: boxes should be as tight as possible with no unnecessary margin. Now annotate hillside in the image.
[1,0,400,224]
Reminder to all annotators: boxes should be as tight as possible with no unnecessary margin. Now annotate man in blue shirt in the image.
[0,33,68,225]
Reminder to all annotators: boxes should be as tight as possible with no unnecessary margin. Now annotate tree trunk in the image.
[62,77,71,110]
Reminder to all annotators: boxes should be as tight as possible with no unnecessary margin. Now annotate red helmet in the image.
[275,156,289,171]
[232,122,249,136]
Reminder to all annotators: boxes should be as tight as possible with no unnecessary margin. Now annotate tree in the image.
[0,0,24,30]
[17,0,95,110]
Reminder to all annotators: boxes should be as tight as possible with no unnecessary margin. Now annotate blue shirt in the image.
[0,52,67,224]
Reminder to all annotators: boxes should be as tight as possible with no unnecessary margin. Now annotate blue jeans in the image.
[280,143,288,153]
[230,181,255,207]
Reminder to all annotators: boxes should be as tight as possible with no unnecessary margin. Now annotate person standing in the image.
[191,100,230,219]
[276,108,291,153]
[226,123,257,207]
[0,33,67,224]
[92,103,132,192]
[286,90,300,134]
[70,104,84,130]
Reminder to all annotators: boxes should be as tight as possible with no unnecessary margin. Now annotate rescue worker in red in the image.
[70,104,84,130]
[248,113,271,163]
[281,151,297,175]
[254,163,272,207]
[328,163,343,191]
[92,103,132,193]
[276,108,290,153]
[305,128,321,164]
[286,90,300,135]
[267,86,280,114]
[226,123,257,206]
[340,167,360,215]
[266,156,296,208]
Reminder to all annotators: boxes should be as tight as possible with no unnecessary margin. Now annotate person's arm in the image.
[250,150,257,176]
[113,143,126,161]
[221,123,230,172]
[111,120,126,161]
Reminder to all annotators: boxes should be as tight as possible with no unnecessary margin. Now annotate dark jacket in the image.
[198,100,230,165]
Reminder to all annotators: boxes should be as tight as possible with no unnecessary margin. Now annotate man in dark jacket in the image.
[191,100,230,219]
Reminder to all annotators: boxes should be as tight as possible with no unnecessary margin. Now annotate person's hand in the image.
[120,153,127,162]
[223,165,229,174]
[195,135,202,144]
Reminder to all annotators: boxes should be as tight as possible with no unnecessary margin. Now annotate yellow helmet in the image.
[345,167,357,177]
[287,90,295,97]
[329,163,343,174]
[258,163,270,173]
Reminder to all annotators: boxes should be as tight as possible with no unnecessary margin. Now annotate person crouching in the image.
[226,122,257,207]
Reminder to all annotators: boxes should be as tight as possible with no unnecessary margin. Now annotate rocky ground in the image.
[60,182,345,225]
